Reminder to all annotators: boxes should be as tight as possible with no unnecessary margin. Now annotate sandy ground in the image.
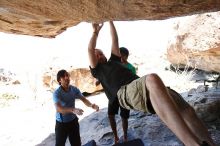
[0,88,108,146]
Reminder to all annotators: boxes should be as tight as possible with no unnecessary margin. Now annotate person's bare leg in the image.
[121,118,128,142]
[108,115,119,144]
[145,73,201,146]
[180,107,216,146]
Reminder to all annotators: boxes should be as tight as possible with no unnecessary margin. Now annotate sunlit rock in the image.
[167,11,220,72]
[0,0,220,37]
[42,67,103,94]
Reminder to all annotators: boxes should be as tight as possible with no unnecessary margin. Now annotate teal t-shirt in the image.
[53,85,83,122]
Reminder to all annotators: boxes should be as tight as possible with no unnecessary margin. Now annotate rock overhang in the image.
[0,0,220,38]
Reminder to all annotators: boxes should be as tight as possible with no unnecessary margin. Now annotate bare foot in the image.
[123,136,128,142]
[114,136,119,144]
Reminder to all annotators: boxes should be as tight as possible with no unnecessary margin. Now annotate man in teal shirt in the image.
[53,69,99,146]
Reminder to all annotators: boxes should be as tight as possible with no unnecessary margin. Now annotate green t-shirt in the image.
[124,62,136,74]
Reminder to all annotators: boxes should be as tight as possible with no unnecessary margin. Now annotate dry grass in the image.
[159,65,199,93]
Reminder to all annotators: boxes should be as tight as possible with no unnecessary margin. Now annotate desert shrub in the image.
[164,64,197,92]
[0,93,19,108]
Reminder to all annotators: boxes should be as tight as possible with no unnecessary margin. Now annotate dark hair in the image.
[120,47,129,56]
[57,69,67,85]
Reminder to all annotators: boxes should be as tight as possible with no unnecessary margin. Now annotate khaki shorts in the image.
[117,76,190,113]
[117,76,149,113]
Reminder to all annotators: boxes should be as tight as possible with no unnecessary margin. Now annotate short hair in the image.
[57,69,67,84]
[120,47,129,56]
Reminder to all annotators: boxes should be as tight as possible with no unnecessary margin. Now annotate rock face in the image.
[187,87,220,122]
[79,109,220,146]
[0,0,220,38]
[80,109,183,146]
[42,67,103,93]
[79,86,220,146]
[167,11,220,73]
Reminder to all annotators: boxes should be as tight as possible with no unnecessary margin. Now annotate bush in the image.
[0,93,19,108]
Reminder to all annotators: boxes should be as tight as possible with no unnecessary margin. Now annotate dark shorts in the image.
[108,97,130,119]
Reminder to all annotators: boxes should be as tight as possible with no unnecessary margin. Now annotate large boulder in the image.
[42,67,103,94]
[79,108,220,146]
[79,86,220,146]
[0,0,220,37]
[167,11,220,72]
